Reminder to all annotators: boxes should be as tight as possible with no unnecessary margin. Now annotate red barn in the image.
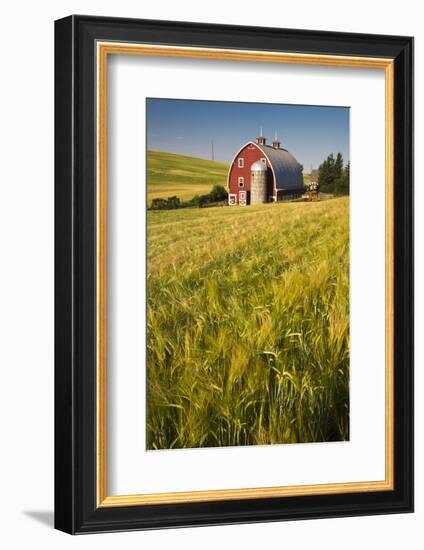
[227,134,304,205]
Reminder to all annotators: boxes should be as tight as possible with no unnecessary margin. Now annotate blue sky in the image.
[146,98,349,170]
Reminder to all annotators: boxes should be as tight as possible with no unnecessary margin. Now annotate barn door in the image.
[239,190,247,206]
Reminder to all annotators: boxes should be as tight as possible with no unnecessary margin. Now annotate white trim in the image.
[228,193,237,206]
[238,176,244,187]
[238,158,244,168]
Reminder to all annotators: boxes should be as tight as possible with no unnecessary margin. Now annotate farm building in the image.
[227,133,304,206]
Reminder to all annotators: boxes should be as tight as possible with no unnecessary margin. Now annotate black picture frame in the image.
[55,15,414,534]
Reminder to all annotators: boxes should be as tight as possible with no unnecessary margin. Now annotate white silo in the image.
[250,160,267,204]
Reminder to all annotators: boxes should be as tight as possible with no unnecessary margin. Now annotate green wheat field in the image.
[147,150,229,205]
[146,177,350,450]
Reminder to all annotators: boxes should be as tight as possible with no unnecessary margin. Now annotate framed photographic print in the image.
[54,15,413,534]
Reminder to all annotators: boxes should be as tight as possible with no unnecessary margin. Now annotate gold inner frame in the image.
[96,42,395,508]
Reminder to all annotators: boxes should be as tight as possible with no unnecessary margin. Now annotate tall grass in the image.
[146,198,349,449]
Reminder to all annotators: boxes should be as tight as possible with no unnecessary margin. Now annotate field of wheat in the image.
[146,197,350,450]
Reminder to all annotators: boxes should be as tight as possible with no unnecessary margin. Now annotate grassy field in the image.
[147,150,229,204]
[146,197,350,450]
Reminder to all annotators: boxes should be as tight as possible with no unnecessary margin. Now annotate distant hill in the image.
[147,150,229,204]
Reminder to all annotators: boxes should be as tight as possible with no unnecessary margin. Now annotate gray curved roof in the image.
[255,143,304,191]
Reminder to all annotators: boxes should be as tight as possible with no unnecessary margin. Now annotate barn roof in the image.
[254,143,304,191]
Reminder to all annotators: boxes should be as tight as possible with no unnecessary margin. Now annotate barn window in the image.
[238,158,244,168]
[238,177,244,187]
[260,158,267,164]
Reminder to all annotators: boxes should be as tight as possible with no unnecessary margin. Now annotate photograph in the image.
[0,0,418,542]
[51,11,413,536]
[146,98,351,451]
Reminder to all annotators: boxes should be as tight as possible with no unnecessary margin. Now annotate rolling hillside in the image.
[147,150,229,204]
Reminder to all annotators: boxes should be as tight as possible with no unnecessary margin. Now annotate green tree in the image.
[318,154,334,192]
[318,152,347,194]
[335,161,350,196]
[209,185,228,202]
[335,152,343,179]
[150,198,169,210]
[150,195,181,210]
[166,196,181,209]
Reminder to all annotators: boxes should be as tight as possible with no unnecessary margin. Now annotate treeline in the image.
[318,153,350,195]
[150,185,228,210]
